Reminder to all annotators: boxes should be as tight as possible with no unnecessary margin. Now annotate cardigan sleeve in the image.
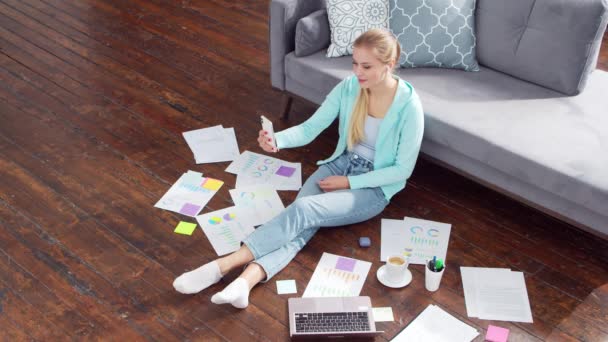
[275,78,348,149]
[347,96,424,189]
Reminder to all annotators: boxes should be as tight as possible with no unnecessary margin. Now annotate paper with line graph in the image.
[196,206,255,256]
[380,217,451,264]
[303,253,372,298]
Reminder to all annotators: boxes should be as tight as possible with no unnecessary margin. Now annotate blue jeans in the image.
[242,151,389,281]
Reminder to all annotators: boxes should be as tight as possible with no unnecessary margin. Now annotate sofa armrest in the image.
[269,0,325,90]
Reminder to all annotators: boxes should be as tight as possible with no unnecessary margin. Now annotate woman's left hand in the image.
[318,176,350,192]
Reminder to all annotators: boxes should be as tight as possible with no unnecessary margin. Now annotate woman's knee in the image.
[291,196,317,214]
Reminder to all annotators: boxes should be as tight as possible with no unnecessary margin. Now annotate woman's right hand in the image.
[258,130,278,153]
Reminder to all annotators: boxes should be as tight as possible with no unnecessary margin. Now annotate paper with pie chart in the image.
[196,206,255,256]
[380,217,451,264]
[225,151,302,191]
[229,185,285,226]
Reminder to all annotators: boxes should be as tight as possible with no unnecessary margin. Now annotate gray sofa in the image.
[269,0,608,237]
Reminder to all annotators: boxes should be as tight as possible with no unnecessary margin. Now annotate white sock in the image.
[173,261,222,294]
[210,278,250,309]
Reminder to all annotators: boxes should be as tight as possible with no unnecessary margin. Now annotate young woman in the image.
[173,28,424,308]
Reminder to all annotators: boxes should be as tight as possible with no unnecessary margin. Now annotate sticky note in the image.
[275,166,296,177]
[276,279,297,294]
[335,257,356,272]
[179,203,201,216]
[372,307,394,322]
[202,178,224,191]
[174,221,197,235]
[486,325,510,342]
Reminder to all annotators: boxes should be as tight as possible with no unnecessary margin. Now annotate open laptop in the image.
[288,296,384,339]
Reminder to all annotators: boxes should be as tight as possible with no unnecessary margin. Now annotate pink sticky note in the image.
[275,166,296,177]
[486,325,509,342]
[179,203,201,216]
[335,257,356,272]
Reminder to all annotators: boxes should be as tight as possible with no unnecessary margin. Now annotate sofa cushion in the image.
[389,0,480,71]
[326,0,390,57]
[476,0,608,95]
[284,50,608,223]
[295,9,331,57]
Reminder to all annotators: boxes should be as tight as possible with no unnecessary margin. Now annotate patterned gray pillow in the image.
[326,0,390,58]
[389,0,480,71]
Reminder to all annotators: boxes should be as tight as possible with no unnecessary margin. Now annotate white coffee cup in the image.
[385,255,409,282]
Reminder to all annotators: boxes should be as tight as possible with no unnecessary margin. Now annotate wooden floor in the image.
[0,1,606,341]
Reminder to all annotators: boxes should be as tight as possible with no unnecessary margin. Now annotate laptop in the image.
[288,296,384,339]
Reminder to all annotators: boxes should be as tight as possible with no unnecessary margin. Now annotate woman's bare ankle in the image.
[216,258,232,275]
[241,263,267,290]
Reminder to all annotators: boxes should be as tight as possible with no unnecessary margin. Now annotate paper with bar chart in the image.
[225,151,301,191]
[154,171,223,217]
[303,253,372,298]
[380,217,451,264]
[196,206,255,256]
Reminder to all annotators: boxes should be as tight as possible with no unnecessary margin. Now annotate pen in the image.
[431,256,436,271]
[435,259,444,272]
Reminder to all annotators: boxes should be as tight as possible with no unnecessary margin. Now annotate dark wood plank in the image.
[0,79,284,341]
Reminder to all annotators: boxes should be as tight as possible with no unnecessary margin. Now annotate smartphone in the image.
[260,115,277,150]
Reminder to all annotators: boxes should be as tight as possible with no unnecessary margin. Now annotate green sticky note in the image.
[174,221,197,235]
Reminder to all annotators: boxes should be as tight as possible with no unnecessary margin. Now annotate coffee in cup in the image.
[388,256,406,265]
[385,254,409,282]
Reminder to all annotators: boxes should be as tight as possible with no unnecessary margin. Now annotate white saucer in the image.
[376,265,412,288]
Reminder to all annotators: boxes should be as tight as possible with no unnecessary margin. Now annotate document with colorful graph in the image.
[225,151,302,191]
[229,185,285,226]
[303,253,372,298]
[154,171,223,217]
[380,217,451,265]
[196,206,255,256]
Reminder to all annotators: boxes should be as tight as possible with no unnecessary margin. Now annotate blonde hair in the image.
[347,29,401,149]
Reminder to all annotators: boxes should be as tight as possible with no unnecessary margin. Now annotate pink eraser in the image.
[486,325,509,342]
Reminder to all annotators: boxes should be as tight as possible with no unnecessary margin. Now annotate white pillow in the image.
[326,0,390,58]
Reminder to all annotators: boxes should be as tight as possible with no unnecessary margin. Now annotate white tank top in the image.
[352,114,383,162]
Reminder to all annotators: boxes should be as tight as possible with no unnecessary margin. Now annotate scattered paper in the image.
[183,125,240,164]
[276,279,298,294]
[174,221,197,235]
[372,307,394,322]
[196,206,255,256]
[391,305,479,342]
[303,253,372,298]
[226,151,302,191]
[155,171,222,217]
[229,185,285,226]
[461,267,510,318]
[380,217,451,264]
[460,267,533,323]
[486,325,510,342]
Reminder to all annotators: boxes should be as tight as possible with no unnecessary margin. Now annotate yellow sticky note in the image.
[174,221,197,236]
[202,178,223,191]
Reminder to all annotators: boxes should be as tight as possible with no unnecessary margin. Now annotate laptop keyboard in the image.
[294,312,371,333]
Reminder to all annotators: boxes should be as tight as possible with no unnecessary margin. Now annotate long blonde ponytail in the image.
[347,29,400,149]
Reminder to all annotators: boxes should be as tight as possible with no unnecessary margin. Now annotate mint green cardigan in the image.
[275,75,425,201]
